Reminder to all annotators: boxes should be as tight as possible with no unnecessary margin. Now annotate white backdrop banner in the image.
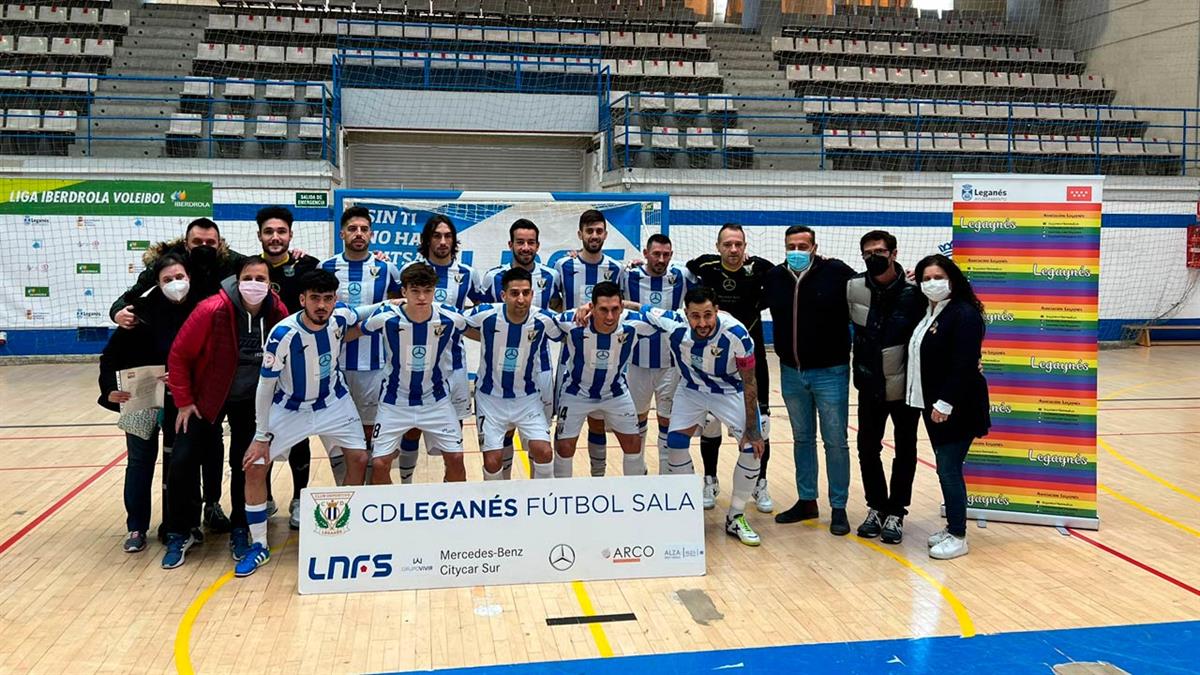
[298,475,705,595]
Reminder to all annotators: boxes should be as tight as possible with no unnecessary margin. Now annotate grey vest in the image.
[847,276,908,402]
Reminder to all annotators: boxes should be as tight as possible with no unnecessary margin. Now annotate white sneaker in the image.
[751,478,773,513]
[928,527,952,548]
[929,533,968,560]
[725,514,761,547]
[288,498,301,530]
[702,476,719,510]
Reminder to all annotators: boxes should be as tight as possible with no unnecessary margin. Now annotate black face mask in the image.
[188,245,217,270]
[865,254,892,277]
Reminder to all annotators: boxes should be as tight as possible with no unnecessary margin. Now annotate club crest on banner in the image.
[311,491,354,536]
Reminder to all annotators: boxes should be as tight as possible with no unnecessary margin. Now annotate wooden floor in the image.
[0,346,1198,674]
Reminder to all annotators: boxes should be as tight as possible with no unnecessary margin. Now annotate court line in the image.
[1099,438,1200,505]
[0,433,126,442]
[546,612,637,626]
[1066,528,1200,597]
[1100,375,1200,402]
[1100,431,1200,436]
[0,422,116,429]
[0,463,143,472]
[1099,484,1200,539]
[174,536,295,675]
[0,450,128,557]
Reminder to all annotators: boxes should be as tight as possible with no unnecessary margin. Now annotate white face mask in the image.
[921,278,951,302]
[162,278,190,302]
[240,280,270,305]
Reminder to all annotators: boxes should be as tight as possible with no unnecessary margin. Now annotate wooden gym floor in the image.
[0,346,1198,674]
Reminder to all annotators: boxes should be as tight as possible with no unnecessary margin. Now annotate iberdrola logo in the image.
[171,190,187,201]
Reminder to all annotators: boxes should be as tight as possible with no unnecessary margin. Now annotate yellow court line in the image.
[174,536,295,675]
[803,521,976,638]
[1102,375,1200,402]
[1099,483,1200,539]
[1099,438,1200,505]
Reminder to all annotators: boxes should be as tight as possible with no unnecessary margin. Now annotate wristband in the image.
[254,431,274,443]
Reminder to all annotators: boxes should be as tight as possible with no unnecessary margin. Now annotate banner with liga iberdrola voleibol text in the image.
[2,179,212,327]
[952,175,1101,530]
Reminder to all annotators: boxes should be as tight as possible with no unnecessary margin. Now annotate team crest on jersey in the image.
[434,324,446,337]
[602,269,614,280]
[369,266,380,277]
[453,272,465,283]
[334,326,345,341]
[537,277,548,288]
[262,351,276,368]
[667,270,679,285]
[284,266,295,277]
[527,328,539,341]
[311,491,354,536]
[709,346,724,357]
[616,333,629,344]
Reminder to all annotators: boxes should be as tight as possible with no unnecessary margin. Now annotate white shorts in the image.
[555,391,640,440]
[670,387,759,443]
[267,394,365,462]
[449,367,471,419]
[627,366,680,418]
[344,369,384,426]
[536,368,555,422]
[476,391,551,452]
[372,397,463,459]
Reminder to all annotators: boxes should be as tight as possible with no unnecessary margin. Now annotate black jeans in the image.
[167,400,254,536]
[857,395,921,517]
[123,403,177,534]
[932,437,974,537]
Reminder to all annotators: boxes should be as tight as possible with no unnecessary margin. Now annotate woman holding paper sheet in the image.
[98,254,197,554]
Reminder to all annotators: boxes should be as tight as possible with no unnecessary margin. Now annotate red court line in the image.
[1066,528,1200,598]
[0,450,128,557]
[846,423,936,469]
[0,433,126,442]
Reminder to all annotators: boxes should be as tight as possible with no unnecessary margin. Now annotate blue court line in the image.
[377,620,1200,675]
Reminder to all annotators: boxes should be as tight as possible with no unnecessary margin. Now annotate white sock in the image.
[667,448,694,475]
[554,454,573,478]
[532,459,554,479]
[501,443,514,480]
[246,502,269,547]
[622,451,646,476]
[483,467,503,481]
[588,431,607,477]
[728,446,762,517]
[398,448,419,484]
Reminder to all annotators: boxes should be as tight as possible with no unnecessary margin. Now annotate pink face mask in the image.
[240,280,269,305]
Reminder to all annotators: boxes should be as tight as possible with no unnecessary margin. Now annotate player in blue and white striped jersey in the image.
[401,215,476,423]
[626,285,767,547]
[319,206,402,446]
[463,267,560,480]
[553,209,628,477]
[472,219,561,478]
[622,233,695,474]
[361,263,468,485]
[551,281,658,478]
[238,269,376,576]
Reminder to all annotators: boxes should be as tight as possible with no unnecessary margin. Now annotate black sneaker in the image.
[204,502,232,534]
[190,526,205,545]
[123,531,147,553]
[830,508,851,536]
[880,515,904,544]
[856,509,882,539]
[156,523,168,545]
[774,499,820,524]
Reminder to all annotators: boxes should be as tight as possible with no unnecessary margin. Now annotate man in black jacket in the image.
[847,230,926,544]
[763,225,856,535]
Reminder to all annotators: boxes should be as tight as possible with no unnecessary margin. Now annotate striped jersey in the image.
[466,304,562,399]
[475,262,560,373]
[401,257,475,371]
[260,305,362,411]
[319,253,402,371]
[637,306,755,395]
[623,263,695,368]
[555,310,658,400]
[361,303,466,406]
[554,255,626,310]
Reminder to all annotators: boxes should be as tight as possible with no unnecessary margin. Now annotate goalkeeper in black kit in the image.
[686,223,774,514]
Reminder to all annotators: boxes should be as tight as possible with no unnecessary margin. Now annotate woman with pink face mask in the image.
[163,257,287,569]
[98,254,197,554]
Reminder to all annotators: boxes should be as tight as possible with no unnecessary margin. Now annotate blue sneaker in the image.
[234,542,270,577]
[161,532,195,569]
[229,528,252,561]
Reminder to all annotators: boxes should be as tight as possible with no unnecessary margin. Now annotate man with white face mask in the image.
[164,257,289,568]
[763,225,857,536]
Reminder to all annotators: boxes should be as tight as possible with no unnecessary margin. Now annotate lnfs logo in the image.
[307,553,393,580]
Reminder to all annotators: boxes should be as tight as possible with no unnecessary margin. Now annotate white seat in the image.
[5,4,35,21]
[961,132,990,152]
[643,60,669,77]
[223,79,255,99]
[1064,135,1095,154]
[226,44,255,63]
[1009,47,1030,61]
[669,61,695,78]
[843,39,867,55]
[5,108,39,131]
[694,62,720,79]
[539,56,566,73]
[836,66,862,83]
[887,68,912,85]
[400,24,428,39]
[936,101,962,117]
[607,31,634,48]
[961,100,987,117]
[824,129,850,150]
[298,116,325,140]
[435,52,464,70]
[69,7,99,25]
[868,40,891,56]
[37,5,67,23]
[181,79,212,97]
[915,100,937,119]
[303,84,327,103]
[684,33,707,50]
[862,67,886,84]
[1097,137,1122,155]
[1033,73,1057,89]
[27,71,61,90]
[830,97,856,114]
[430,26,456,41]
[50,37,81,56]
[62,71,94,92]
[511,30,535,45]
[1012,102,1037,120]
[820,38,844,54]
[1042,135,1069,153]
[942,44,964,59]
[986,133,1011,152]
[459,28,483,42]
[634,32,658,48]
[1030,47,1053,62]
[650,126,678,149]
[350,21,377,37]
[933,132,960,151]
[800,97,829,114]
[265,16,292,33]
[912,69,935,87]
[614,126,643,149]
[561,31,587,46]
[482,54,512,72]
[83,38,114,58]
[909,131,934,151]
[1036,104,1061,120]
[673,94,703,113]
[1054,48,1076,62]
[682,127,715,149]
[100,9,129,27]
[1010,72,1034,88]
[640,92,668,112]
[850,130,879,151]
[617,60,643,77]
[564,57,593,74]
[208,14,235,30]
[1081,73,1104,90]
[254,115,288,138]
[883,99,910,116]
[1058,74,1081,89]
[894,42,914,58]
[313,48,336,66]
[286,46,314,65]
[0,35,11,53]
[16,36,48,54]
[294,16,319,34]
[1013,134,1040,153]
[264,81,295,101]
[984,45,1007,60]
[786,65,811,82]
[936,70,961,86]
[723,128,752,149]
[772,37,795,52]
[916,43,937,58]
[1144,138,1173,156]
[256,45,284,64]
[1060,104,1087,121]
[878,130,906,150]
[167,113,202,137]
[211,114,246,137]
[985,71,1010,87]
[238,14,266,31]
[42,109,75,133]
[796,37,819,53]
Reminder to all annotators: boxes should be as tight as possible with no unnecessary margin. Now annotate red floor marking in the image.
[0,450,128,557]
[845,423,937,469]
[1067,528,1200,598]
[0,433,126,442]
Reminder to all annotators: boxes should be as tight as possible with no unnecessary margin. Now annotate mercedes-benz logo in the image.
[412,346,427,359]
[549,544,576,571]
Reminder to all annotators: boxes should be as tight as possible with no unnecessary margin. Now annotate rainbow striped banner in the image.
[953,176,1101,529]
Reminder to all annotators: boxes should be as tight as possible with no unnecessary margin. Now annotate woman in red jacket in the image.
[163,256,287,568]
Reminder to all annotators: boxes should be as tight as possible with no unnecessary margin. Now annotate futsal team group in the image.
[99,205,991,577]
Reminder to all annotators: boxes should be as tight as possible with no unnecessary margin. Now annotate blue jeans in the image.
[932,437,973,537]
[780,363,851,508]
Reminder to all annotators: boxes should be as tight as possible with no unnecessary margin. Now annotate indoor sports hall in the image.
[1,0,1198,674]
